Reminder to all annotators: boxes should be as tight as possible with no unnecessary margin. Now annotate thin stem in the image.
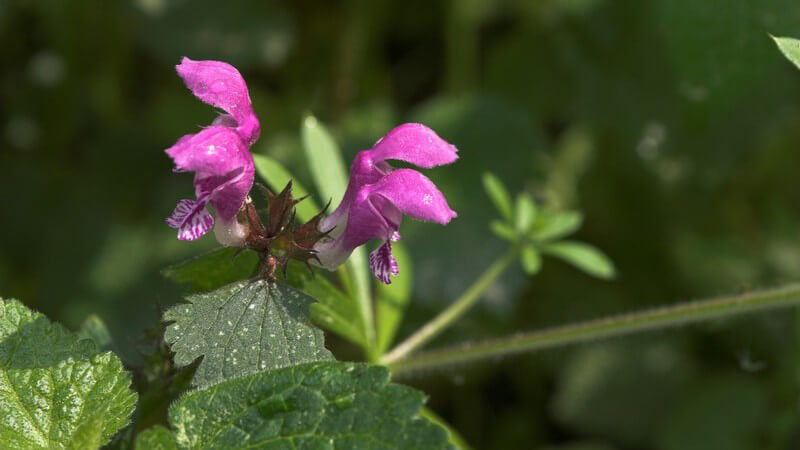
[347,249,377,360]
[388,283,800,376]
[382,246,519,364]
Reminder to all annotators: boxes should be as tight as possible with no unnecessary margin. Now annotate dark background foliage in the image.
[3,1,800,448]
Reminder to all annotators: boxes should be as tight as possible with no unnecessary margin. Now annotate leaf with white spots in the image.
[164,280,333,388]
[0,298,137,449]
[163,361,453,449]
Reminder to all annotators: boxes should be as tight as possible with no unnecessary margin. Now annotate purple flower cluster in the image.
[163,58,458,283]
[165,58,259,244]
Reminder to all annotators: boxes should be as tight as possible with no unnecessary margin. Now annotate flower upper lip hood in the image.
[165,57,260,242]
[314,123,458,284]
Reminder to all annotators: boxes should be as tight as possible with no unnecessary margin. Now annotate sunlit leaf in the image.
[252,154,321,223]
[520,245,542,275]
[772,35,800,71]
[164,280,333,388]
[482,172,513,222]
[0,298,137,449]
[376,242,413,353]
[165,362,453,449]
[161,247,258,293]
[543,241,615,279]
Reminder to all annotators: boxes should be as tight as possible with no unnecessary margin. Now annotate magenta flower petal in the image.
[166,126,252,175]
[176,57,260,145]
[367,169,457,225]
[369,123,458,168]
[167,199,215,241]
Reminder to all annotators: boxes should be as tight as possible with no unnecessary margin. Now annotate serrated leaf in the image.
[490,220,516,241]
[514,193,537,233]
[521,246,542,275]
[772,35,800,71]
[166,361,453,449]
[533,210,583,241]
[164,280,333,388]
[0,298,137,449]
[285,261,367,348]
[543,241,616,279]
[252,154,321,223]
[162,247,258,293]
[482,172,513,222]
[376,242,413,353]
[135,426,178,450]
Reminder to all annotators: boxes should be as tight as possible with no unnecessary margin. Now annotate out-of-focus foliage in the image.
[4,0,800,448]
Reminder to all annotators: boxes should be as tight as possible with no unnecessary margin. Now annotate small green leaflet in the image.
[533,210,583,241]
[140,361,452,450]
[162,247,258,293]
[543,241,616,279]
[0,298,137,449]
[773,35,800,71]
[164,280,333,388]
[482,172,513,222]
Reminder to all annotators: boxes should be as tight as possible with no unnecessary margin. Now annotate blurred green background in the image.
[3,0,800,448]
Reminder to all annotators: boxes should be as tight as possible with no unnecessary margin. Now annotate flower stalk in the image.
[382,245,520,364]
[387,283,800,376]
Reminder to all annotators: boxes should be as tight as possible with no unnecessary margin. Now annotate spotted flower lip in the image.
[314,123,458,284]
[165,57,260,243]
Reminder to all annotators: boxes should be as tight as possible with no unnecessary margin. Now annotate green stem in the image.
[347,249,377,361]
[382,246,519,364]
[388,283,800,376]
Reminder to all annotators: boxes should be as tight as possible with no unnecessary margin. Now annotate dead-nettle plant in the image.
[5,46,800,449]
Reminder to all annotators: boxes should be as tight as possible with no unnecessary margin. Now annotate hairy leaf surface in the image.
[167,361,453,449]
[0,298,137,449]
[164,280,333,388]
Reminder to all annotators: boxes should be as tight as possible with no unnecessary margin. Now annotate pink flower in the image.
[165,58,260,244]
[314,123,458,284]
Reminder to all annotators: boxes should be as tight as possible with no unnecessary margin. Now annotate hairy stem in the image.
[382,246,519,364]
[388,283,800,376]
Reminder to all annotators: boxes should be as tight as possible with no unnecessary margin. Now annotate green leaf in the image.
[490,220,516,241]
[252,154,321,223]
[514,193,537,233]
[77,314,112,349]
[162,247,258,293]
[376,242,413,353]
[301,115,349,207]
[299,116,375,354]
[520,246,542,275]
[482,172,513,222]
[533,210,583,241]
[285,261,367,349]
[135,426,178,450]
[164,280,333,388]
[772,35,800,71]
[165,361,453,449]
[420,407,473,450]
[0,298,137,449]
[543,241,616,279]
